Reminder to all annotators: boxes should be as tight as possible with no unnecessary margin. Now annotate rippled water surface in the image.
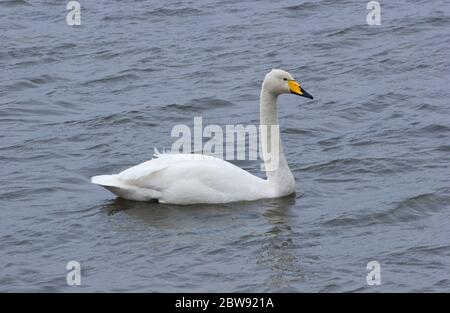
[1,0,449,292]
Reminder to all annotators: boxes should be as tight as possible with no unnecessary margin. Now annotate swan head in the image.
[263,69,313,99]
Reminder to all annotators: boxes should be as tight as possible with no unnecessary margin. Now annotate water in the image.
[1,0,449,292]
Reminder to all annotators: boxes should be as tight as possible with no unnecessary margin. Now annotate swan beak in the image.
[288,80,314,99]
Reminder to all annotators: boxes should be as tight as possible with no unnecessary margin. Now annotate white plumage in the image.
[91,69,313,204]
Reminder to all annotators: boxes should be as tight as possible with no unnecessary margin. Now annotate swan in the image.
[91,69,313,204]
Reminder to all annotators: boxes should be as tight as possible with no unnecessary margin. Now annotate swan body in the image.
[91,69,313,204]
[92,153,272,204]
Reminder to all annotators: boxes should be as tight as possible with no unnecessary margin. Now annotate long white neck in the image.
[260,86,295,196]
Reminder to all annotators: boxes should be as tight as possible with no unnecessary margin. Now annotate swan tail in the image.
[91,175,123,187]
[91,175,161,201]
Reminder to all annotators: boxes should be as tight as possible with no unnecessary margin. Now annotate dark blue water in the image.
[0,0,449,292]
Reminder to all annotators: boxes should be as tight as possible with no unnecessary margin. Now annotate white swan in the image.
[91,69,313,204]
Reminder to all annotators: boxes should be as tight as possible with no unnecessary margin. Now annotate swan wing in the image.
[118,153,234,186]
[114,153,268,203]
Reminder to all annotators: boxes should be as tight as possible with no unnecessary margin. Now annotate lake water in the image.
[0,0,449,292]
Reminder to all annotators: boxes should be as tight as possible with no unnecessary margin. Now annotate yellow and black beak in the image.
[288,80,313,99]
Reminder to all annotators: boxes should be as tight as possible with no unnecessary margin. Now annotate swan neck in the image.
[260,89,278,125]
[260,87,294,194]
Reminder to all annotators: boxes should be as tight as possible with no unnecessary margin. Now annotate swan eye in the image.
[283,78,287,81]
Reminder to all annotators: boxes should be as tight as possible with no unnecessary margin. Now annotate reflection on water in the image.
[259,195,304,291]
[101,194,298,233]
[101,194,301,291]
